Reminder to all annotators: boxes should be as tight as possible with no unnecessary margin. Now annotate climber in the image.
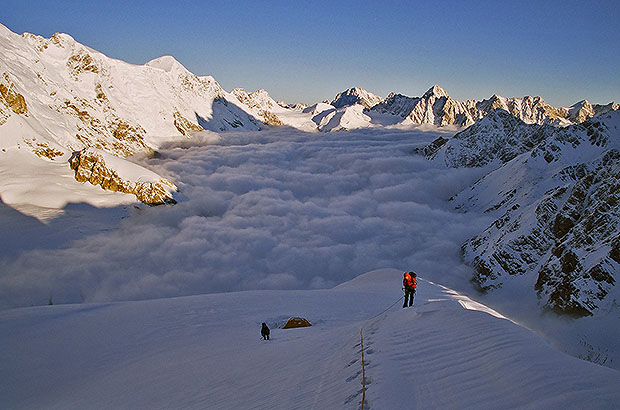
[261,322,270,340]
[402,271,417,308]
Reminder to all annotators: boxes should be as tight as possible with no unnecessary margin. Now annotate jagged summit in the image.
[423,84,449,99]
[331,87,382,109]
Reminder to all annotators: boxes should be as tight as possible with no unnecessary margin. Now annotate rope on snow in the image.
[359,295,404,410]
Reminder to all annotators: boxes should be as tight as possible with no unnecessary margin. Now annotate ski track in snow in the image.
[1,269,619,410]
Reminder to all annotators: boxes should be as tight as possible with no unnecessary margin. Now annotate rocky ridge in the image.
[331,87,383,109]
[69,148,176,205]
[231,88,284,126]
[367,85,618,128]
[436,110,620,319]
[421,109,550,167]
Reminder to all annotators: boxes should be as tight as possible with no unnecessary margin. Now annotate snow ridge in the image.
[2,269,619,409]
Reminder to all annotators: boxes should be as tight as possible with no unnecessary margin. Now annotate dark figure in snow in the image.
[261,322,270,340]
[403,271,417,308]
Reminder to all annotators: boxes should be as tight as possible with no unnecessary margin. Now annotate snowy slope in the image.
[2,269,618,410]
[231,87,317,131]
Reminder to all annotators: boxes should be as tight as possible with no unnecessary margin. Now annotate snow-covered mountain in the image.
[316,104,373,132]
[0,24,326,208]
[331,87,383,109]
[0,24,261,207]
[0,25,261,152]
[231,87,317,131]
[424,110,620,324]
[371,85,618,128]
[422,109,550,167]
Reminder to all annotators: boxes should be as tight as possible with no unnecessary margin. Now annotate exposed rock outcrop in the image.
[173,110,204,136]
[0,73,28,122]
[331,87,382,109]
[231,88,285,126]
[450,110,620,317]
[69,148,177,205]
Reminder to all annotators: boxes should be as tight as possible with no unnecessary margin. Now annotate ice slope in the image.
[1,269,618,410]
[317,104,373,132]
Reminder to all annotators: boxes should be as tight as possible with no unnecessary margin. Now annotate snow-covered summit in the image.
[423,84,449,99]
[331,87,383,109]
[317,104,373,132]
[145,55,190,74]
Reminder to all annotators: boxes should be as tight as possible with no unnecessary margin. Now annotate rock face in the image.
[371,85,618,127]
[425,109,551,167]
[69,148,177,205]
[406,85,476,126]
[331,87,383,109]
[231,88,284,126]
[0,73,28,124]
[443,110,620,318]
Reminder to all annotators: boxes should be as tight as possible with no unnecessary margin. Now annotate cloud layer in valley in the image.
[0,128,493,308]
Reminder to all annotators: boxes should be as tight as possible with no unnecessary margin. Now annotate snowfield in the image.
[1,269,618,409]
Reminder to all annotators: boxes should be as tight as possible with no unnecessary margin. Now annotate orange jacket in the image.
[403,273,417,289]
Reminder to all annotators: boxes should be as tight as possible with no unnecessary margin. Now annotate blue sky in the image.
[3,0,619,106]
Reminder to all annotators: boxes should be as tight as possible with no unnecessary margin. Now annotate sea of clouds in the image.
[0,128,494,308]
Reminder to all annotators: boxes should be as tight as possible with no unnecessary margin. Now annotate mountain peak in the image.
[424,84,448,98]
[145,55,188,73]
[331,87,382,109]
[570,99,591,109]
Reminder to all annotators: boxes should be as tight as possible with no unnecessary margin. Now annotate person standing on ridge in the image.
[403,271,417,308]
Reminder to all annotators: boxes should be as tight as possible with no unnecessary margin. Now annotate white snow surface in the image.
[317,104,373,132]
[1,268,618,410]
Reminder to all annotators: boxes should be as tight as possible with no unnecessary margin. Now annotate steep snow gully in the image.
[1,269,618,409]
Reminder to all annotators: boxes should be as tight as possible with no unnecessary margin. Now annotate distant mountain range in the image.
[2,24,617,158]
